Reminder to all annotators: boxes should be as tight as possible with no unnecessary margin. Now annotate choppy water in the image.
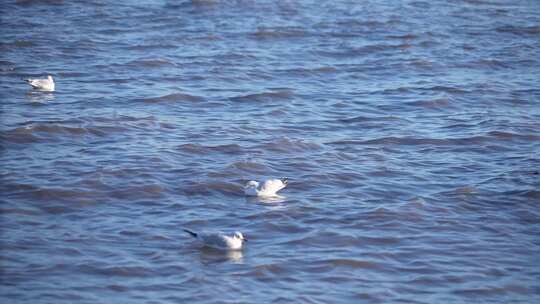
[1,0,540,303]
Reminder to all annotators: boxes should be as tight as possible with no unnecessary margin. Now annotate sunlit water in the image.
[1,0,539,303]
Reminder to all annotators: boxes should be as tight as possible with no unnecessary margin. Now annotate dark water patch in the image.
[250,27,308,40]
[327,19,387,30]
[338,115,402,124]
[125,44,178,51]
[327,131,539,147]
[257,138,322,154]
[229,90,293,102]
[181,181,241,197]
[0,40,36,49]
[0,207,41,216]
[109,184,166,200]
[79,265,155,278]
[358,235,402,246]
[0,123,129,143]
[496,25,540,36]
[135,93,205,103]
[177,143,244,155]
[276,66,337,76]
[323,258,386,270]
[516,190,540,199]
[96,28,136,35]
[461,59,510,69]
[258,221,311,234]
[407,98,453,109]
[13,0,64,6]
[127,58,177,68]
[409,1,431,8]
[423,85,469,94]
[0,128,42,144]
[282,232,362,248]
[56,72,90,78]
[315,43,412,58]
[386,34,418,40]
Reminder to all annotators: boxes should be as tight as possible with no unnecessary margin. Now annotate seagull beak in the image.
[243,237,248,242]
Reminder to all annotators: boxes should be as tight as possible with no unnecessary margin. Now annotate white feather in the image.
[25,75,55,92]
[244,178,288,197]
[184,230,246,250]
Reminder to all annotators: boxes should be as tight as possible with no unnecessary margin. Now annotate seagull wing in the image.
[199,233,230,249]
[259,179,287,196]
[27,78,54,90]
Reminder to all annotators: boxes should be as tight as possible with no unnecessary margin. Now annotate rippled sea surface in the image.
[1,0,540,303]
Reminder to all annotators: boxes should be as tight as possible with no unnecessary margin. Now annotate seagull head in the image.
[234,231,247,242]
[48,75,54,81]
[245,180,259,189]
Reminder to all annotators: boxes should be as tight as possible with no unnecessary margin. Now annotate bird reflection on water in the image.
[198,247,244,265]
[26,91,55,103]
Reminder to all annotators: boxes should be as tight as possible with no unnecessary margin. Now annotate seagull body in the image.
[244,178,288,197]
[183,229,247,250]
[25,75,55,91]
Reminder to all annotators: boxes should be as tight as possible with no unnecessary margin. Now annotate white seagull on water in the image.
[244,178,288,197]
[183,229,247,250]
[24,75,55,92]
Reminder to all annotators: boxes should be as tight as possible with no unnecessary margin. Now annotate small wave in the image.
[97,28,134,35]
[136,93,204,103]
[316,44,411,58]
[109,184,165,200]
[327,137,447,146]
[386,34,418,40]
[28,124,89,135]
[125,44,178,51]
[407,98,452,109]
[226,161,271,174]
[0,129,41,144]
[282,232,362,248]
[0,207,40,216]
[0,40,36,48]
[253,263,288,275]
[181,181,241,197]
[80,265,154,277]
[0,59,15,66]
[338,115,401,124]
[229,90,293,102]
[425,85,468,94]
[250,27,307,40]
[326,135,494,146]
[177,143,244,155]
[0,122,129,144]
[409,1,430,8]
[460,59,509,69]
[278,66,337,76]
[15,0,64,7]
[357,235,402,245]
[437,186,477,197]
[217,52,257,61]
[323,258,384,270]
[326,131,540,146]
[487,131,540,141]
[332,19,385,29]
[496,25,540,36]
[258,138,322,154]
[127,58,177,67]
[517,190,540,199]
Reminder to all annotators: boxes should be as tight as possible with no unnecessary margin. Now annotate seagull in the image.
[244,178,288,197]
[183,229,247,250]
[24,75,55,92]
